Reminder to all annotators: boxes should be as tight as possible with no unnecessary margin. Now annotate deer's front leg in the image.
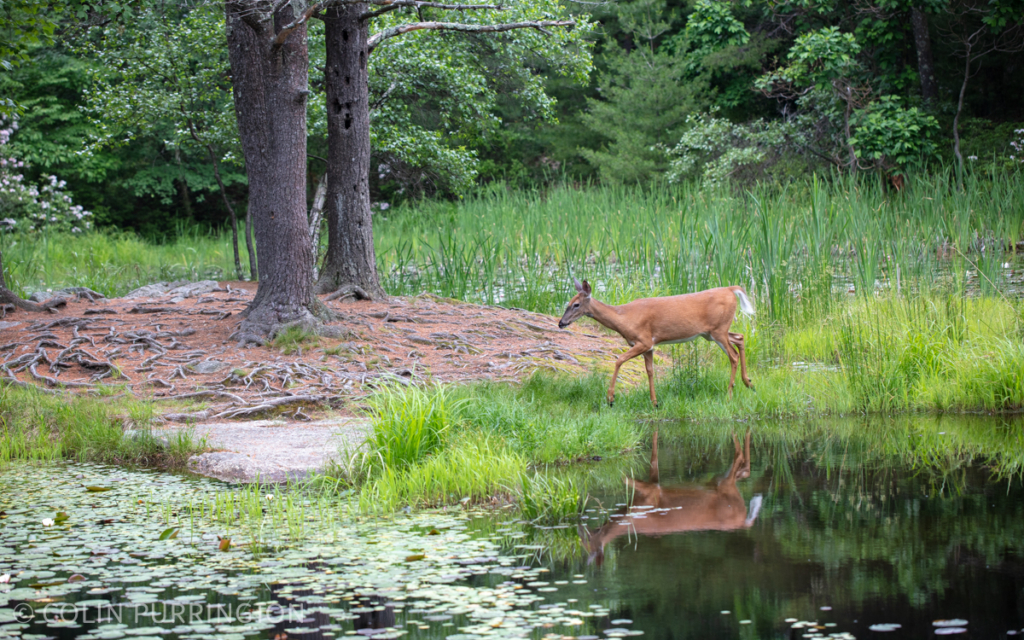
[608,342,651,406]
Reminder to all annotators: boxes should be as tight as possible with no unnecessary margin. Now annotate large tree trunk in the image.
[911,8,938,104]
[226,2,326,342]
[315,3,386,300]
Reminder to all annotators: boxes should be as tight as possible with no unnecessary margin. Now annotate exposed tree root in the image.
[323,284,375,302]
[230,296,355,347]
[0,286,68,313]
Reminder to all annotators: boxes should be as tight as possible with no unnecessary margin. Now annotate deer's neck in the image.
[587,299,627,336]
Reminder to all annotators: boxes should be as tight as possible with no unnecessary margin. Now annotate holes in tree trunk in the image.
[342,30,349,42]
[344,113,352,129]
[332,98,343,114]
[360,51,365,69]
[345,76,351,85]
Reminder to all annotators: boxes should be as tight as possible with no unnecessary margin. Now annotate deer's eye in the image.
[572,303,580,309]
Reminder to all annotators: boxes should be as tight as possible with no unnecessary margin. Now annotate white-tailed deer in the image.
[557,278,755,406]
[580,431,762,566]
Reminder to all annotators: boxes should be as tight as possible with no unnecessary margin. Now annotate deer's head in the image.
[558,278,592,329]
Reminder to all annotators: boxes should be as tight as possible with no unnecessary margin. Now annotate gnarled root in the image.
[323,284,374,302]
[230,299,353,347]
[0,287,67,314]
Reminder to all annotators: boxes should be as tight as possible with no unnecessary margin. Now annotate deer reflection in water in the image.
[580,431,763,566]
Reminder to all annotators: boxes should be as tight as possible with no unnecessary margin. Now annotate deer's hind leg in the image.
[711,330,741,397]
[643,351,657,407]
[728,331,753,389]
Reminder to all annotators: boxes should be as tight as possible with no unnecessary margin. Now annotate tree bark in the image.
[315,3,386,300]
[226,1,326,342]
[911,8,938,104]
[309,172,327,281]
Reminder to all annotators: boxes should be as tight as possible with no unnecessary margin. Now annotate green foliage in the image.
[849,95,939,171]
[0,225,243,298]
[0,1,62,114]
[306,0,594,199]
[82,8,244,204]
[357,436,526,511]
[667,110,809,183]
[2,45,233,235]
[683,0,749,52]
[762,26,862,92]
[580,0,707,183]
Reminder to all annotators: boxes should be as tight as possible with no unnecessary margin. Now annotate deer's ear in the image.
[582,280,592,295]
[573,277,583,293]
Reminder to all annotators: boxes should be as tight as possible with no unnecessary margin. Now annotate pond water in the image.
[2,415,1023,640]
[549,416,1024,639]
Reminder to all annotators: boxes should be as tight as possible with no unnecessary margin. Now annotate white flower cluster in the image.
[0,116,92,234]
[1010,129,1024,164]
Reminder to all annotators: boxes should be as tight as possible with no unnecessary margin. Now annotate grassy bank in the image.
[0,385,204,468]
[3,171,1023,514]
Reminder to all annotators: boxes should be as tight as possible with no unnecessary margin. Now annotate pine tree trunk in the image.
[911,8,938,104]
[315,3,386,300]
[226,1,325,342]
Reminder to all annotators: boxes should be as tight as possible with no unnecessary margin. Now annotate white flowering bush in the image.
[1011,129,1024,165]
[0,116,92,235]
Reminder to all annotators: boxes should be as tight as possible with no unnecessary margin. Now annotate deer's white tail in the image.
[744,494,763,527]
[734,289,756,316]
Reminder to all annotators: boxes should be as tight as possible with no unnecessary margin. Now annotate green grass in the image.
[0,384,205,468]
[335,382,621,518]
[374,169,1024,316]
[364,383,462,471]
[1,225,251,297]
[272,324,321,355]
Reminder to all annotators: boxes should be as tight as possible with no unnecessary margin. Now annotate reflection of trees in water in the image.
[267,565,396,640]
[566,416,1024,639]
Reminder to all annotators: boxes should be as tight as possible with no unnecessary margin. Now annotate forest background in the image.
[1,0,1022,245]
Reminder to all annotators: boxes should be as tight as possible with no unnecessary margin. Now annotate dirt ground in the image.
[1,281,631,424]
